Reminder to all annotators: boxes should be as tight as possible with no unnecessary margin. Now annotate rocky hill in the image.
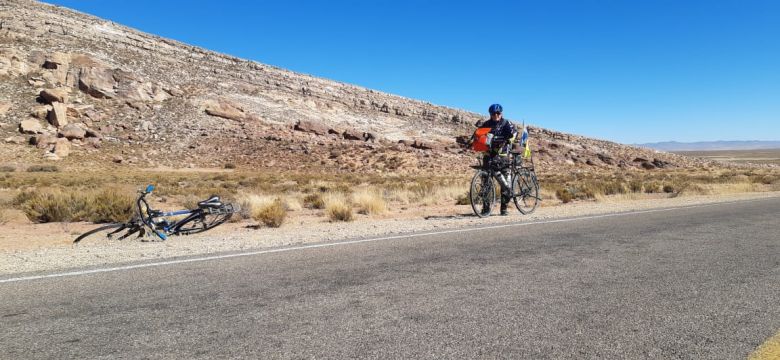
[0,0,712,175]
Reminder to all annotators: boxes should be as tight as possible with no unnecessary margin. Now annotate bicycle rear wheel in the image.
[73,223,127,244]
[470,170,496,218]
[173,211,232,235]
[512,169,540,214]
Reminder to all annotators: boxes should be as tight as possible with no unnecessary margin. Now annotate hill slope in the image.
[0,0,708,174]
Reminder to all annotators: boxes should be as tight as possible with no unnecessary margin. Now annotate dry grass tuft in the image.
[252,198,287,228]
[324,192,353,222]
[283,196,303,212]
[0,208,8,225]
[352,189,387,215]
[303,193,325,209]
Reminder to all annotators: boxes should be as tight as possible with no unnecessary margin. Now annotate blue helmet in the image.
[488,104,503,114]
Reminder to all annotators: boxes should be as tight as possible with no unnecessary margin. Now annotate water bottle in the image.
[497,172,510,192]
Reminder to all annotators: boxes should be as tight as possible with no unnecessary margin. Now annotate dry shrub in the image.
[252,198,286,228]
[352,189,386,215]
[629,180,643,193]
[644,182,661,193]
[556,188,574,203]
[27,165,59,172]
[85,188,135,223]
[181,194,201,210]
[387,183,466,206]
[324,193,353,222]
[283,196,303,212]
[18,189,80,223]
[455,191,470,205]
[0,165,15,173]
[303,193,325,209]
[235,194,275,220]
[16,187,135,223]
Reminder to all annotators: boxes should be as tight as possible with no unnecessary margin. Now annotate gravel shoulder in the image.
[1,191,779,276]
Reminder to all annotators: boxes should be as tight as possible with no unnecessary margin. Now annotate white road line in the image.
[0,199,768,284]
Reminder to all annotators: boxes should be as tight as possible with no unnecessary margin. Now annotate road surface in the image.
[1,198,778,358]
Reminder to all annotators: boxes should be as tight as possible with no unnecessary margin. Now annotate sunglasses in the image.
[491,112,502,115]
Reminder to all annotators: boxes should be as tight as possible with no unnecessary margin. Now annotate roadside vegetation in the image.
[0,165,777,227]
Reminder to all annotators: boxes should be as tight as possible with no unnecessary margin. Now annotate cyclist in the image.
[475,104,518,215]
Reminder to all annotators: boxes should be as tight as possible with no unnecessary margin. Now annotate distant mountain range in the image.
[636,141,780,152]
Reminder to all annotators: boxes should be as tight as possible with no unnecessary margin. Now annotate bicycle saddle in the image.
[198,195,223,208]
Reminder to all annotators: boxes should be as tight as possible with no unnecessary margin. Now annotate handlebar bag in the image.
[471,127,492,152]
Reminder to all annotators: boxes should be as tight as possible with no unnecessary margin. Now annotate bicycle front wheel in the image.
[512,169,540,214]
[73,223,127,244]
[470,170,496,218]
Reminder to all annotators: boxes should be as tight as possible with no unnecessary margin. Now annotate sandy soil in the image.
[1,191,779,276]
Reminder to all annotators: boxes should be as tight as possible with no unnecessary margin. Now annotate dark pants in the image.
[482,154,511,206]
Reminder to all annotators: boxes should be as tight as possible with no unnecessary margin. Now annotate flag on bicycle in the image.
[520,125,531,158]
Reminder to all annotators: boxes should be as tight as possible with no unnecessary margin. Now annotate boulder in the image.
[31,105,51,119]
[66,105,92,118]
[85,128,102,138]
[411,140,442,151]
[0,101,11,115]
[652,158,671,169]
[294,120,329,136]
[53,138,71,157]
[0,48,31,77]
[640,161,656,170]
[204,99,245,120]
[30,134,57,149]
[596,153,614,165]
[84,108,105,122]
[39,87,70,104]
[342,128,363,141]
[84,137,101,148]
[118,81,169,102]
[19,119,43,134]
[47,102,68,127]
[59,123,86,140]
[42,52,70,69]
[363,132,378,142]
[78,67,117,98]
[633,157,648,163]
[4,136,25,144]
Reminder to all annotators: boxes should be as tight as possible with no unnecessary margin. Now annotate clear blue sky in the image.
[44,0,779,144]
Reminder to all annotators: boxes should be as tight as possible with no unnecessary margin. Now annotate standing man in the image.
[477,104,518,215]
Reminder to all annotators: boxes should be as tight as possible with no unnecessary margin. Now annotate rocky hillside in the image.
[0,0,712,175]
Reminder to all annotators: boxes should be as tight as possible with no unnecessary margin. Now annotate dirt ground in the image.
[1,191,778,276]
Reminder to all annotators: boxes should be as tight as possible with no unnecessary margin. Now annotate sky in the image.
[43,0,780,144]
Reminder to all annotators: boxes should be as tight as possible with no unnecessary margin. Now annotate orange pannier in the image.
[471,127,492,152]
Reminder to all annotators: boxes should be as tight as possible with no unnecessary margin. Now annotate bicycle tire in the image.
[73,223,127,244]
[470,170,496,218]
[173,211,232,235]
[512,169,540,214]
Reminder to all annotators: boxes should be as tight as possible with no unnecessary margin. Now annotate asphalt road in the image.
[1,198,778,359]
